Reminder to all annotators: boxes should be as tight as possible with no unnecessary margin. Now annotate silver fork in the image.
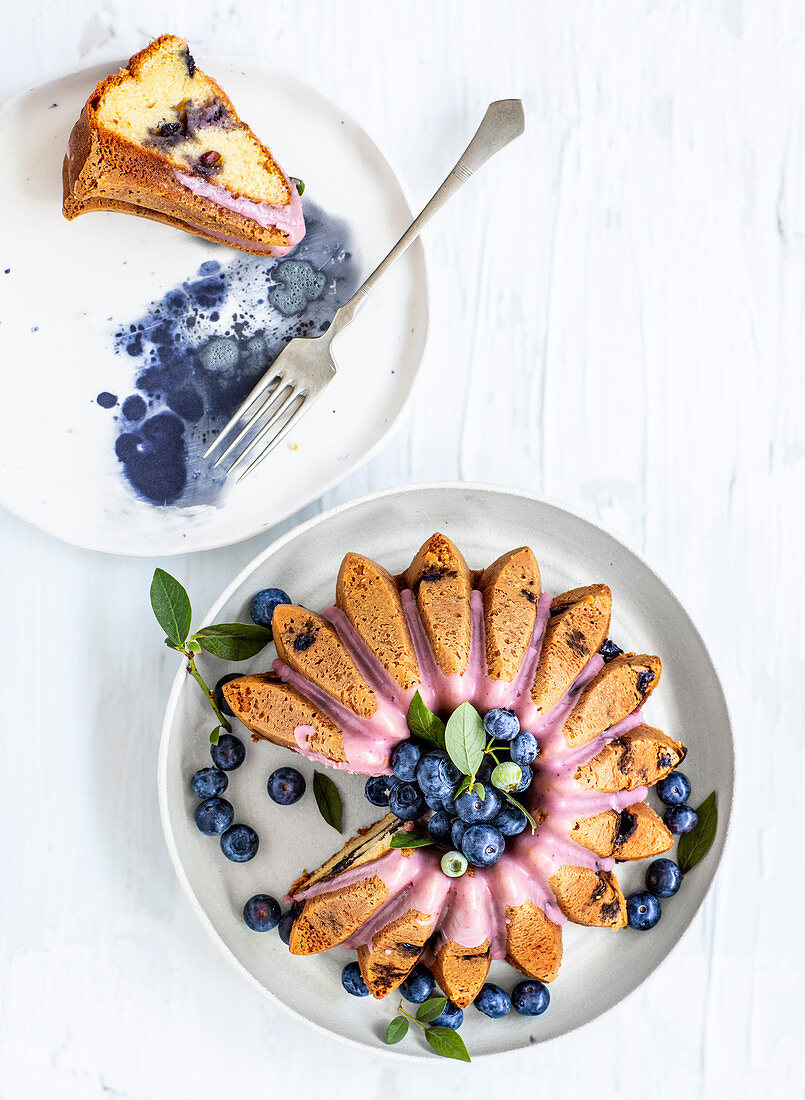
[205,98,525,481]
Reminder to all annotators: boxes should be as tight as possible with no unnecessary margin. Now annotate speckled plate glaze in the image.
[158,484,734,1061]
[0,58,428,555]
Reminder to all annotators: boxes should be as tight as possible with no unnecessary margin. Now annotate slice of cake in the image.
[63,35,305,256]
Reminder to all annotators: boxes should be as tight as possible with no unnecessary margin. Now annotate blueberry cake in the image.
[63,35,305,256]
[224,534,686,1007]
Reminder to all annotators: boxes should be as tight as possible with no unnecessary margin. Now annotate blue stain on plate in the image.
[102,201,358,506]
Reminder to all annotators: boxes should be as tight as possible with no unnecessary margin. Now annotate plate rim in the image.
[157,479,735,1062]
[0,56,430,558]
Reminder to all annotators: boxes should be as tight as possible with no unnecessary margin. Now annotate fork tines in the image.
[204,370,307,480]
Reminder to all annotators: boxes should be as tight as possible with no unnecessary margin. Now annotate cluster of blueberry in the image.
[625,770,696,930]
[342,961,550,1022]
[365,708,539,873]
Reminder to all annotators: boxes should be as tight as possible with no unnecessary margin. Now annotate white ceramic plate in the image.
[0,58,427,555]
[158,484,734,1060]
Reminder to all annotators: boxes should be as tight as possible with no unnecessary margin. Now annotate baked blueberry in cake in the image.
[63,35,305,256]
[223,533,687,1008]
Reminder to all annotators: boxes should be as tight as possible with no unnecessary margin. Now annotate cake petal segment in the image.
[504,902,563,982]
[430,939,492,1009]
[477,547,542,682]
[562,653,662,750]
[402,533,473,677]
[272,605,377,718]
[612,803,674,861]
[549,866,627,928]
[62,35,305,256]
[335,553,420,692]
[531,585,612,719]
[574,724,686,792]
[569,809,620,857]
[222,673,347,763]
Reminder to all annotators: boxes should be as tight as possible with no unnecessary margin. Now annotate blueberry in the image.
[278,908,297,945]
[243,894,280,931]
[416,750,461,801]
[645,858,682,898]
[626,891,662,930]
[214,674,240,718]
[474,983,511,1018]
[483,708,520,742]
[451,819,468,849]
[190,767,227,799]
[194,796,234,835]
[389,781,426,821]
[452,785,501,823]
[461,824,505,867]
[400,963,435,1003]
[510,731,539,766]
[220,823,259,862]
[427,810,453,846]
[657,771,692,806]
[250,587,291,628]
[364,774,400,806]
[514,765,532,792]
[341,961,369,997]
[491,761,523,792]
[423,789,445,811]
[599,639,623,662]
[390,740,423,781]
[636,669,655,695]
[664,804,698,835]
[432,1000,463,1029]
[493,801,528,836]
[440,850,468,877]
[512,979,550,1016]
[210,733,245,771]
[267,767,306,805]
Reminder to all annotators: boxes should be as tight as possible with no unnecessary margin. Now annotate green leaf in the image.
[289,176,306,197]
[677,791,718,874]
[389,833,434,849]
[503,791,537,832]
[473,781,485,800]
[425,1026,471,1062]
[454,775,472,799]
[416,996,447,1024]
[209,725,223,746]
[150,569,192,647]
[313,771,343,832]
[385,1016,408,1045]
[444,702,485,776]
[187,638,202,654]
[407,691,446,749]
[193,623,272,661]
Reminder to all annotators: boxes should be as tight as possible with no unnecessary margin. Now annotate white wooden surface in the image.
[2,2,802,1096]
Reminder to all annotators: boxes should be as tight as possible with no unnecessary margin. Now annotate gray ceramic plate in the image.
[158,483,734,1060]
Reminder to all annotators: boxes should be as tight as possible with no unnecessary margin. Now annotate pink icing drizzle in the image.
[175,170,305,256]
[279,581,655,949]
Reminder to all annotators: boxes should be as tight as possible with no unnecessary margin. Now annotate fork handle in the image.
[328,98,525,336]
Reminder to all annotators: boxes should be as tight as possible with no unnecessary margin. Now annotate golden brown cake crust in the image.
[531,584,612,717]
[62,35,293,255]
[335,553,420,691]
[612,802,674,861]
[505,903,563,981]
[402,533,473,677]
[574,724,686,792]
[478,547,541,682]
[570,809,620,857]
[430,939,491,1008]
[563,653,662,750]
[272,605,377,719]
[357,908,437,998]
[289,877,390,956]
[549,866,627,928]
[221,673,347,763]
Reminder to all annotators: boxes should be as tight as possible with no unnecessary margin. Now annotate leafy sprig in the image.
[313,771,343,833]
[150,568,271,744]
[677,791,718,874]
[385,998,471,1062]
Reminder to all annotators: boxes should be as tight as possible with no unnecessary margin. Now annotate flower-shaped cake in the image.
[224,533,686,1008]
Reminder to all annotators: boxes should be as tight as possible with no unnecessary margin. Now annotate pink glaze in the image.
[175,171,305,256]
[282,577,661,946]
